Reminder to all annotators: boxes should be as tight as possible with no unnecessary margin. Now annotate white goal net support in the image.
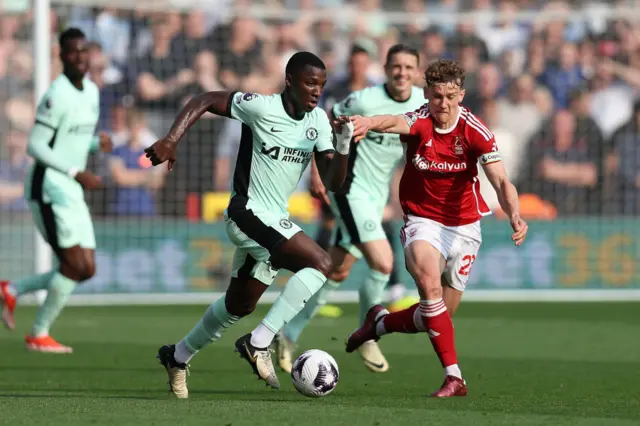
[2,0,640,305]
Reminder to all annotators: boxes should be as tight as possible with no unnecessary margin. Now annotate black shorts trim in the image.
[236,254,258,280]
[227,196,286,253]
[37,201,62,259]
[333,193,361,245]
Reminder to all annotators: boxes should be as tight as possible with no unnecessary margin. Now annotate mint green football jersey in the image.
[25,75,100,204]
[227,91,335,215]
[333,84,425,202]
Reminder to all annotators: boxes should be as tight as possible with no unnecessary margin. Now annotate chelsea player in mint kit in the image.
[0,28,113,353]
[145,52,354,397]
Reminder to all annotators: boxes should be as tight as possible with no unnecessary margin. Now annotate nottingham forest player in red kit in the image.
[347,59,528,397]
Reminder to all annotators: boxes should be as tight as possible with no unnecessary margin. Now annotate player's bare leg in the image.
[239,231,332,388]
[159,276,269,398]
[276,246,355,373]
[442,281,463,315]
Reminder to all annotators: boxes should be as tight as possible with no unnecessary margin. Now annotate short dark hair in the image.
[59,27,86,50]
[385,44,420,66]
[285,51,326,77]
[424,59,466,88]
[350,44,370,57]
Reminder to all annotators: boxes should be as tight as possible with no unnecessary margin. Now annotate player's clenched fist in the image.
[144,138,178,171]
[348,115,371,142]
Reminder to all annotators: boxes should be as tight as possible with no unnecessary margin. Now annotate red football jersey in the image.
[399,105,502,226]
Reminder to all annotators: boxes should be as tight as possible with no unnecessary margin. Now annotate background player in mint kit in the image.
[144,52,353,398]
[275,45,425,375]
[0,28,112,354]
[347,59,528,397]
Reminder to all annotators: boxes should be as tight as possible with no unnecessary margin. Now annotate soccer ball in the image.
[291,349,339,397]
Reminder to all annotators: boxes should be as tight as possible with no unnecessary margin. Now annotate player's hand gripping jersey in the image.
[399,105,502,227]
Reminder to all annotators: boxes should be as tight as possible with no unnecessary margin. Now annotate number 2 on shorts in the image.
[458,254,476,276]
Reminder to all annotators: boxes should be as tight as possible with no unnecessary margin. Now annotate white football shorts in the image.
[400,214,482,291]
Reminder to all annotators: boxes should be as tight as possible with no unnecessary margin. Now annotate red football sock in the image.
[378,303,420,335]
[419,299,458,367]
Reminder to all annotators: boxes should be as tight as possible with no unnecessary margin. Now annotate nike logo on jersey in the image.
[426,139,433,147]
[271,127,283,133]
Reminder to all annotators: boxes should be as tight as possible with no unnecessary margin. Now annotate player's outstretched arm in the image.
[350,114,411,141]
[145,91,233,170]
[483,161,528,246]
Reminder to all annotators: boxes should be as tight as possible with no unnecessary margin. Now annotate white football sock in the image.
[250,322,276,348]
[445,364,462,379]
[375,318,388,336]
[174,340,196,364]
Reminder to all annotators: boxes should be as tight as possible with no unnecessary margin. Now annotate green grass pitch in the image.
[1,303,639,425]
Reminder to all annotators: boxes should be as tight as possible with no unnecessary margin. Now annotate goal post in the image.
[33,0,53,306]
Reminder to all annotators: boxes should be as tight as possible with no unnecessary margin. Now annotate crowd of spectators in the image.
[2,0,640,219]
